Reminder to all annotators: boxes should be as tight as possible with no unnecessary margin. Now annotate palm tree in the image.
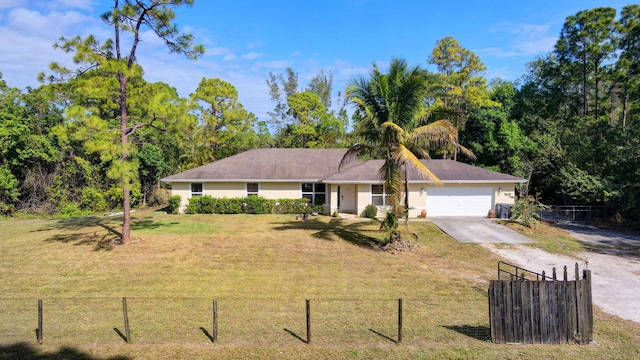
[343,58,472,243]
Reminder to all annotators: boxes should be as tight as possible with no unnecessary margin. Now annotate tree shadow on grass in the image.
[442,325,491,341]
[272,217,385,250]
[36,216,179,251]
[0,342,131,360]
[578,242,640,260]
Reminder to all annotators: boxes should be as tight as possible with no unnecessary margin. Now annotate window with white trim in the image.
[246,183,259,197]
[371,184,390,206]
[191,183,203,197]
[301,183,326,206]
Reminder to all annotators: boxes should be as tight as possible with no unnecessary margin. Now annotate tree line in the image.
[1,2,639,234]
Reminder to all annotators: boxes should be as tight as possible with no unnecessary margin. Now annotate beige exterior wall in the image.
[203,182,246,198]
[356,184,372,216]
[260,182,301,199]
[171,180,520,216]
[171,183,191,211]
[329,184,338,215]
[407,183,426,218]
[494,185,516,204]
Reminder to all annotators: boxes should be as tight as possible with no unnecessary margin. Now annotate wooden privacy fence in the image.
[489,263,593,344]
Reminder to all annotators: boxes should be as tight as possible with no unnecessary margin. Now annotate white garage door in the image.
[426,186,493,217]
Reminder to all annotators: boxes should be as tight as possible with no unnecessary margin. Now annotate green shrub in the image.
[186,195,216,214]
[363,204,378,218]
[105,187,143,210]
[187,196,309,215]
[185,197,200,214]
[0,202,15,216]
[242,196,274,214]
[273,198,311,214]
[214,198,242,214]
[59,203,91,218]
[511,195,547,228]
[80,187,107,212]
[167,195,182,214]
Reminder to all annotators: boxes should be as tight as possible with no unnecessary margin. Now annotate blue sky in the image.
[0,0,632,121]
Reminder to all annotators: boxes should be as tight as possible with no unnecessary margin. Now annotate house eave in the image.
[161,178,325,183]
[163,178,527,184]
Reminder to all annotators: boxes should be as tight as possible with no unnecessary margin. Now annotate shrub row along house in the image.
[161,148,526,217]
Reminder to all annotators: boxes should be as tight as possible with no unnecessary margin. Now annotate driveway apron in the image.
[430,217,535,244]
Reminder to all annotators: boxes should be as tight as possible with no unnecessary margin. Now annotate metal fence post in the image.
[398,298,403,343]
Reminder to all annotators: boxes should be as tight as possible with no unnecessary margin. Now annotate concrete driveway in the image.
[430,217,535,244]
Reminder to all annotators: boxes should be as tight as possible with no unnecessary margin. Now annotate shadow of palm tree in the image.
[0,342,131,360]
[272,217,384,250]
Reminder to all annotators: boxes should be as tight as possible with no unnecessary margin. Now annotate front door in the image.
[338,184,356,213]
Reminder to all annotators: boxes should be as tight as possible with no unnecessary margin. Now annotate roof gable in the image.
[161,148,350,182]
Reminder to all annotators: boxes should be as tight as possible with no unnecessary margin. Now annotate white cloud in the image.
[0,0,25,9]
[241,52,262,60]
[206,46,232,56]
[485,66,520,82]
[223,54,237,61]
[246,41,263,49]
[44,0,97,10]
[485,21,557,58]
[0,5,106,89]
[253,60,294,70]
[5,8,92,36]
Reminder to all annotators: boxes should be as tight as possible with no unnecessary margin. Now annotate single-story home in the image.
[160,148,527,217]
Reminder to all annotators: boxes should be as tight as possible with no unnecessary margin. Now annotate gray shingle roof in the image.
[161,148,526,184]
[323,159,527,183]
[161,148,351,182]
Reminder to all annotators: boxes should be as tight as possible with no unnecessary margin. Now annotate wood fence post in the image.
[122,297,131,343]
[213,300,218,343]
[37,299,43,344]
[306,299,311,344]
[398,298,403,344]
[584,269,593,343]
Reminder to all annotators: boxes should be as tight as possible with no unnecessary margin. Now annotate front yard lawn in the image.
[1,211,638,359]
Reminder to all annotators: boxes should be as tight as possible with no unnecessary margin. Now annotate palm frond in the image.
[394,145,442,185]
[338,143,367,171]
[456,143,477,160]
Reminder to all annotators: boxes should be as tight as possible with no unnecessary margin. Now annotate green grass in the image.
[1,211,639,359]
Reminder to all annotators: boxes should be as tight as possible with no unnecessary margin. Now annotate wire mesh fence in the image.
[0,295,490,346]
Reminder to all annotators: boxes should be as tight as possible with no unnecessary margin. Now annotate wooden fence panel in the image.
[488,268,592,344]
